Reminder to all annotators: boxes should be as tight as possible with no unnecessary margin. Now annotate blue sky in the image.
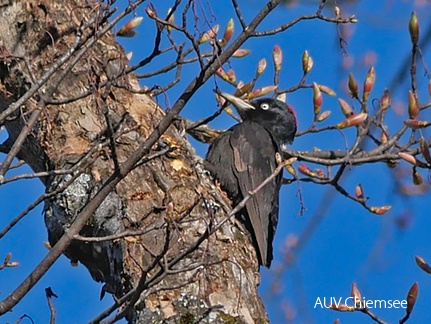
[1,1,431,323]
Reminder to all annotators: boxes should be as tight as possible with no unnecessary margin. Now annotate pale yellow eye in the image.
[261,103,269,110]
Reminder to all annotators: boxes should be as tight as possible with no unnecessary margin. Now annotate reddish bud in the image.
[319,85,336,96]
[273,45,282,71]
[226,69,236,83]
[404,119,431,129]
[231,49,250,58]
[355,184,364,199]
[312,82,322,116]
[419,137,431,163]
[406,282,419,314]
[351,283,362,307]
[248,85,277,99]
[348,73,359,98]
[409,12,419,45]
[199,24,219,43]
[338,98,353,117]
[379,88,391,111]
[370,205,392,215]
[298,164,315,177]
[315,169,325,178]
[221,18,234,46]
[302,50,313,74]
[362,66,375,102]
[215,67,230,82]
[380,131,388,144]
[415,256,431,274]
[398,152,417,166]
[336,112,367,129]
[117,17,144,37]
[298,163,310,174]
[317,110,331,122]
[408,91,419,119]
[256,58,267,76]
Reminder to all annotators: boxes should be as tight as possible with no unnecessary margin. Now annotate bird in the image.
[205,92,297,267]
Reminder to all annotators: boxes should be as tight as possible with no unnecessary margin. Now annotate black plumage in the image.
[205,92,297,267]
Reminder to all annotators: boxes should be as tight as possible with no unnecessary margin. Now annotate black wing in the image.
[205,128,240,198]
[229,121,281,267]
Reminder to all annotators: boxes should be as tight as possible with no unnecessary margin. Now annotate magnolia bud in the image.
[338,98,353,117]
[362,66,375,102]
[370,205,392,215]
[336,112,367,129]
[199,25,219,43]
[404,119,430,129]
[221,18,234,46]
[302,50,313,74]
[117,17,143,37]
[351,283,362,307]
[319,85,336,96]
[380,88,391,111]
[415,256,431,274]
[273,45,282,71]
[249,86,277,99]
[312,82,322,116]
[317,110,331,122]
[406,282,419,314]
[231,49,250,58]
[398,152,417,165]
[408,90,419,119]
[348,73,359,98]
[409,12,419,45]
[355,184,364,199]
[256,58,267,76]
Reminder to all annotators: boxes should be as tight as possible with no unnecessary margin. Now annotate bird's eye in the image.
[260,103,270,110]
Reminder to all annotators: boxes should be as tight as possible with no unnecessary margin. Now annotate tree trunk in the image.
[0,1,266,322]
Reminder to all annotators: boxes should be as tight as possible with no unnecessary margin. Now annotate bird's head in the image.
[219,92,297,145]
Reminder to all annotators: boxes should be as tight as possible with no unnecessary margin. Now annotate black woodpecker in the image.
[205,92,297,267]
